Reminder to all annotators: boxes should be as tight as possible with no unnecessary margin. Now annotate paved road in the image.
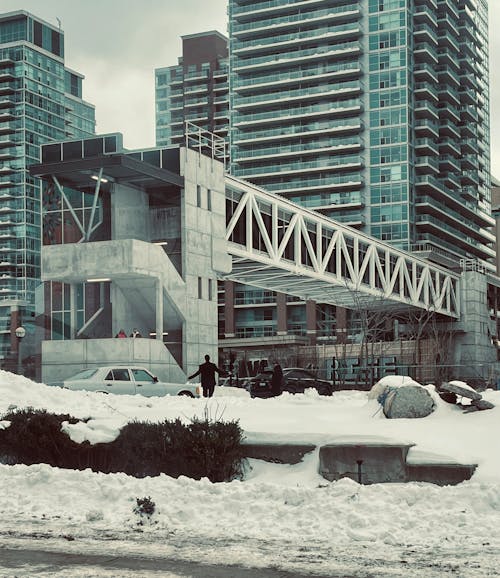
[0,547,346,578]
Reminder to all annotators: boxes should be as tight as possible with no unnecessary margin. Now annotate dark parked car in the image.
[249,367,333,398]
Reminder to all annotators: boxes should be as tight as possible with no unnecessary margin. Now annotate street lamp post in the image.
[15,326,25,375]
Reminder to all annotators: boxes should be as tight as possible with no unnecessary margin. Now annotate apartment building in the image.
[220,0,494,364]
[0,10,95,375]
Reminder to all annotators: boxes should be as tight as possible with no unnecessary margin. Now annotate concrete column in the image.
[306,300,317,344]
[224,280,235,337]
[336,306,347,344]
[10,304,20,357]
[69,283,77,339]
[156,278,163,341]
[276,292,287,335]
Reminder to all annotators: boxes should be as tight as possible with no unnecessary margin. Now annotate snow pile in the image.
[1,370,500,575]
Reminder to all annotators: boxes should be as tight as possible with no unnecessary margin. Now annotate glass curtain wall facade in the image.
[222,0,493,359]
[155,31,229,147]
[0,10,95,371]
[229,0,492,263]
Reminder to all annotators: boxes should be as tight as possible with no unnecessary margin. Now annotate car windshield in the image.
[66,368,98,381]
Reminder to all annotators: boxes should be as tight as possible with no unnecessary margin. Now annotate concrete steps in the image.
[242,437,477,486]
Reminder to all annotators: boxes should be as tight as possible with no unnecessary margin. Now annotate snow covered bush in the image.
[0,408,82,467]
[0,408,245,483]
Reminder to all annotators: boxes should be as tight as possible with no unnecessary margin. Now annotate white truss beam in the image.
[224,175,460,318]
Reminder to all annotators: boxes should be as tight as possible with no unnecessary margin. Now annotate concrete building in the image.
[155,31,229,153]
[0,11,95,375]
[30,134,230,385]
[218,0,495,370]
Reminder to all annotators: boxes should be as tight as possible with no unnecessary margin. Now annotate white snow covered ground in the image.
[1,370,500,577]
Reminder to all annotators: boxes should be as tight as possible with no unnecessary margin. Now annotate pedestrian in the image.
[115,329,127,338]
[271,362,284,396]
[188,354,223,398]
[130,328,142,338]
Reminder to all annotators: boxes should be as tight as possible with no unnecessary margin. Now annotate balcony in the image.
[414,5,438,26]
[415,100,439,120]
[437,15,460,37]
[414,23,438,44]
[415,138,439,156]
[438,138,460,156]
[462,138,478,154]
[415,155,439,174]
[462,170,479,186]
[460,105,478,123]
[438,103,460,123]
[415,119,439,138]
[414,82,438,102]
[0,147,18,160]
[233,81,362,110]
[460,123,477,138]
[0,111,16,122]
[231,4,360,38]
[438,85,460,105]
[233,42,361,73]
[233,102,362,129]
[438,154,460,172]
[436,65,459,87]
[236,139,362,163]
[439,120,460,139]
[461,155,477,171]
[414,42,438,65]
[261,175,363,195]
[0,72,15,83]
[438,48,461,70]
[414,63,438,83]
[232,23,361,56]
[236,156,362,179]
[442,172,460,190]
[437,30,460,54]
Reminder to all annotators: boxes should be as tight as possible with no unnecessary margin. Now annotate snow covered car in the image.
[63,366,200,397]
[249,367,333,398]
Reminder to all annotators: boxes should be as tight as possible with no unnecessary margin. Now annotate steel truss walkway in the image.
[223,175,460,318]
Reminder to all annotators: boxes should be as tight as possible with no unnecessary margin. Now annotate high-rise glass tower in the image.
[229,0,493,269]
[155,31,229,148]
[0,10,95,371]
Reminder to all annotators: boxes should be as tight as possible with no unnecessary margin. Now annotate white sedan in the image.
[63,366,200,398]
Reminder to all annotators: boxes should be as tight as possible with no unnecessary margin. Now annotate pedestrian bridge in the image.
[222,174,460,318]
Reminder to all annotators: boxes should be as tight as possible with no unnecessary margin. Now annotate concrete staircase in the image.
[242,436,477,486]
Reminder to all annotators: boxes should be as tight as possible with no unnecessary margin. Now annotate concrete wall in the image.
[454,268,497,381]
[42,337,187,385]
[111,183,149,241]
[180,147,231,373]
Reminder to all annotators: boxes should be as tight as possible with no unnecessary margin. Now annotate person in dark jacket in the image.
[188,354,223,398]
[271,363,284,396]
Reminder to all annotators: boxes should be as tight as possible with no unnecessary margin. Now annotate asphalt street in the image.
[0,547,347,578]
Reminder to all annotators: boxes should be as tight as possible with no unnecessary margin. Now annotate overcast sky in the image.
[4,0,500,172]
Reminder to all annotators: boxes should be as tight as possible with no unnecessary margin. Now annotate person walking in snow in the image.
[188,354,223,398]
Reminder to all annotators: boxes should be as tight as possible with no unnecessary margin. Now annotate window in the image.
[106,369,131,381]
[198,277,203,299]
[132,369,155,382]
[208,278,213,301]
[196,185,202,207]
[207,188,212,211]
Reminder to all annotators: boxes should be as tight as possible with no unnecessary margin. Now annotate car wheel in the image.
[178,391,194,397]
